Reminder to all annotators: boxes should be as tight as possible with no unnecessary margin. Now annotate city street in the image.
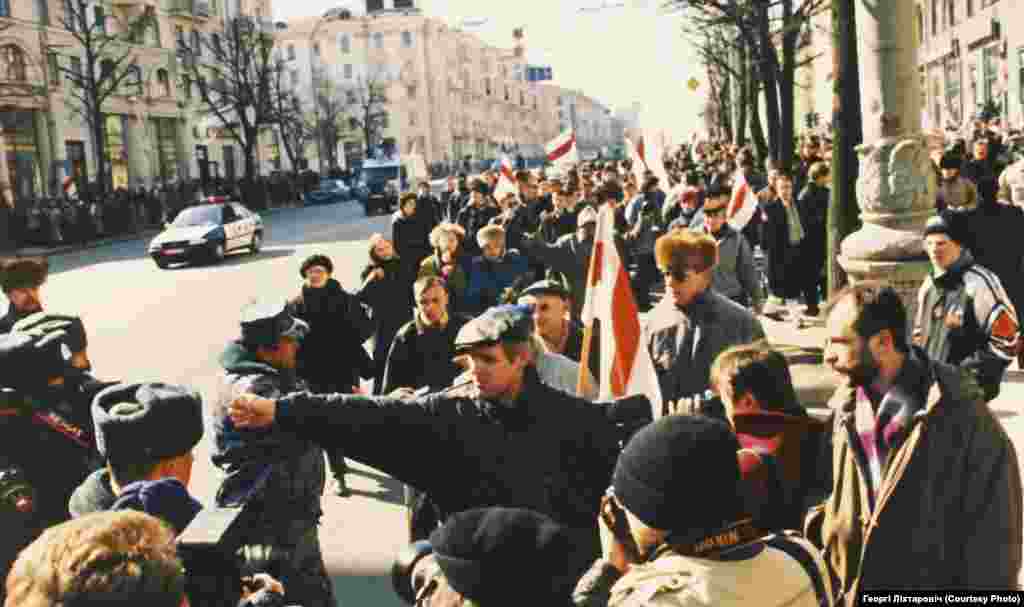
[9,199,1024,602]
[30,201,407,606]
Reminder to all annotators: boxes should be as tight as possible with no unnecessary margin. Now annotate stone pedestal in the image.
[838,1,936,324]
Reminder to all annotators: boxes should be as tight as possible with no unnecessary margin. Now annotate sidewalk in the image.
[8,203,302,258]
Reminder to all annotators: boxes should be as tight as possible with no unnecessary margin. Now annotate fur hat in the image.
[0,257,48,292]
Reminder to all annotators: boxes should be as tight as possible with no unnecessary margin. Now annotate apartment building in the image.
[275,0,568,170]
[0,0,273,209]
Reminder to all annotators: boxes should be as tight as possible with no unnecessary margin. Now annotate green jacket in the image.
[805,352,1022,603]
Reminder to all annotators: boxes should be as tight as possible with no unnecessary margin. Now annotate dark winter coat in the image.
[960,202,1024,322]
[358,258,415,392]
[70,471,201,535]
[520,232,594,319]
[270,367,623,548]
[381,313,471,394]
[796,182,829,276]
[455,203,500,256]
[287,279,373,392]
[805,352,1021,603]
[760,199,801,299]
[463,251,534,316]
[392,211,434,272]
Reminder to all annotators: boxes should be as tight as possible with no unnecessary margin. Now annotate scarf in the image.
[850,363,928,510]
[783,200,805,245]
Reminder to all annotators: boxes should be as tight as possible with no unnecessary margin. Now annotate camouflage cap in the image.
[454,305,533,353]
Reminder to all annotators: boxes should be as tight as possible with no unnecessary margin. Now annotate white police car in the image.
[148,197,263,269]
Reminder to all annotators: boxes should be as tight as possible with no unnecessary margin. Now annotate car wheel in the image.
[250,232,262,254]
[153,257,170,270]
[210,243,226,264]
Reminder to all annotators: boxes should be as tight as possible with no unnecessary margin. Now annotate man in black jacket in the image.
[211,302,333,607]
[456,180,500,257]
[287,254,373,497]
[228,305,632,555]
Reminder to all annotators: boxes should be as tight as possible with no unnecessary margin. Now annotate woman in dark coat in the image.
[760,171,802,304]
[287,254,374,496]
[392,193,433,277]
[358,235,415,394]
[795,162,830,316]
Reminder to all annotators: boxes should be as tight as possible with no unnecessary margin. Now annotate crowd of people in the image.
[1,123,1024,607]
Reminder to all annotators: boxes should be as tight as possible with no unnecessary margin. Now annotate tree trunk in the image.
[736,44,749,147]
[754,6,783,166]
[828,0,863,297]
[720,75,734,142]
[749,83,769,165]
[779,48,797,175]
[90,108,108,194]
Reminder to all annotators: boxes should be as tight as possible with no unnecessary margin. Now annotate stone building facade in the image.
[0,0,275,209]
[275,3,568,171]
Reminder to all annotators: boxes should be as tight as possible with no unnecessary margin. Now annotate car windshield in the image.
[361,166,401,183]
[319,180,341,191]
[171,205,222,228]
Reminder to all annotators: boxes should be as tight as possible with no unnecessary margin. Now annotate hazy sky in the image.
[274,0,706,144]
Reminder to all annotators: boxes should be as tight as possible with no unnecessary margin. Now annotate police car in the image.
[148,197,263,269]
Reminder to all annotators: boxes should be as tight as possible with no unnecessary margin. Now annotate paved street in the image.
[7,199,1024,600]
[21,201,407,606]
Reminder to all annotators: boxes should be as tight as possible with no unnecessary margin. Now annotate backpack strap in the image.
[762,532,833,607]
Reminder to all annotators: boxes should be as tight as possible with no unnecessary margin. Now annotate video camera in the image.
[176,506,293,607]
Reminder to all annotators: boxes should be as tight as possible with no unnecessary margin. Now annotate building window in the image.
[401,31,413,48]
[157,68,170,96]
[967,0,974,17]
[394,0,413,8]
[373,32,384,49]
[519,91,525,106]
[366,0,383,11]
[931,0,938,35]
[406,84,416,98]
[340,34,350,53]
[0,45,27,81]
[504,85,510,101]
[312,43,320,57]
[344,63,352,79]
[983,45,999,109]
[0,0,9,18]
[946,0,955,27]
[915,5,924,45]
[287,44,295,60]
[409,111,417,127]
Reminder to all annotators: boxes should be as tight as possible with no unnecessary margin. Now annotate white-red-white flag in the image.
[546,129,578,164]
[494,155,517,198]
[727,170,757,232]
[579,204,663,418]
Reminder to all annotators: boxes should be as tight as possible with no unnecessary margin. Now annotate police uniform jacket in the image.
[212,341,325,519]
[913,250,1020,401]
[271,367,621,542]
[643,293,766,415]
[805,352,1022,604]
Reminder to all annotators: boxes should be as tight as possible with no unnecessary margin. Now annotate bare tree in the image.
[268,60,309,172]
[345,68,389,158]
[183,16,276,189]
[310,75,353,170]
[48,0,148,193]
[670,0,828,169]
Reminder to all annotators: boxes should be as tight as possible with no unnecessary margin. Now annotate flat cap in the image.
[239,301,309,347]
[519,279,569,300]
[924,212,968,243]
[93,383,203,461]
[429,508,590,605]
[454,305,533,353]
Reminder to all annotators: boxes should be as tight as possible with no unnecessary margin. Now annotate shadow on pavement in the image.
[45,239,153,275]
[163,248,297,271]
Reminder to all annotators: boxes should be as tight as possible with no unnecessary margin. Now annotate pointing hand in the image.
[229,392,276,428]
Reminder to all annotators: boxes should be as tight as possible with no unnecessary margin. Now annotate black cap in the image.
[93,383,203,461]
[924,213,967,243]
[613,416,742,535]
[454,305,533,353]
[239,302,309,348]
[429,508,589,605]
[519,279,569,300]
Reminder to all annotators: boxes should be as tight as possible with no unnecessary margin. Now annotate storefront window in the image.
[0,111,44,207]
[983,46,998,107]
[105,114,128,190]
[944,56,962,125]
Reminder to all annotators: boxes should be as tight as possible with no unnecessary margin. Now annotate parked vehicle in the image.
[304,179,351,205]
[357,159,407,216]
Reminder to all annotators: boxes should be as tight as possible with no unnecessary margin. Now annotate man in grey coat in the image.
[644,229,766,420]
[694,185,763,312]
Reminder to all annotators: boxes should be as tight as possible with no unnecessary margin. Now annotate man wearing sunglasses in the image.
[687,184,763,313]
[643,230,765,419]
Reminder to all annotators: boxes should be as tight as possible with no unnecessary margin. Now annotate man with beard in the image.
[287,254,373,496]
[935,149,978,213]
[914,214,1020,402]
[807,282,1021,602]
[0,257,91,371]
[382,275,470,395]
[644,229,765,419]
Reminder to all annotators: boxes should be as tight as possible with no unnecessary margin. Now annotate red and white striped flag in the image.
[727,170,757,232]
[625,135,648,185]
[546,129,578,164]
[579,204,663,418]
[494,155,517,198]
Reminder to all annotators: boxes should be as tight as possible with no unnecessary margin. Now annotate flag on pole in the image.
[546,129,578,164]
[494,154,517,198]
[727,170,757,232]
[578,204,663,419]
[626,135,647,186]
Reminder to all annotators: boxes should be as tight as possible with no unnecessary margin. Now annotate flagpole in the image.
[576,205,604,398]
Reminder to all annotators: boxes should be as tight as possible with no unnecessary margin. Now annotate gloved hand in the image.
[0,313,81,390]
[11,312,87,353]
